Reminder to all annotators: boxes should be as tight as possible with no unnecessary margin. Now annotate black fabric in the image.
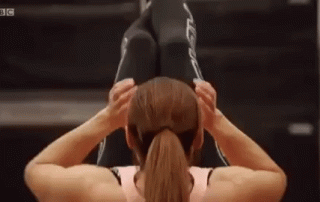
[152,0,204,88]
[114,7,158,86]
[97,7,158,168]
[98,129,133,167]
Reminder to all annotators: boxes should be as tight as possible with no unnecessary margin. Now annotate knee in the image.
[126,31,156,50]
[158,25,189,48]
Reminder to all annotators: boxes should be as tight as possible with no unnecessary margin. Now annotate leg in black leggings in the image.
[97,7,158,167]
[114,8,158,86]
[152,0,203,85]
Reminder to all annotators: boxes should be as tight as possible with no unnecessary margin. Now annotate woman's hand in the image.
[193,79,222,133]
[105,78,138,130]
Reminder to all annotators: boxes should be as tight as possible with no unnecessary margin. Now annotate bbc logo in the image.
[0,8,15,16]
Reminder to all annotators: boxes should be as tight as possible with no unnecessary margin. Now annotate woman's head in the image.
[125,77,203,202]
[126,77,203,165]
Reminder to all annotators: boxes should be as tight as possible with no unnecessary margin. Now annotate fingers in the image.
[114,78,134,89]
[194,79,216,97]
[195,86,214,109]
[194,79,216,103]
[115,86,138,108]
[198,97,213,121]
[110,78,135,100]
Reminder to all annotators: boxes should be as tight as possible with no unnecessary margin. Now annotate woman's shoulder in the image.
[205,166,287,202]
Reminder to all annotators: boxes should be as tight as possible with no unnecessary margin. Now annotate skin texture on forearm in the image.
[209,112,284,174]
[26,109,113,168]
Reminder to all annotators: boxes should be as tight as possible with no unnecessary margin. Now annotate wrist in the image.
[94,108,117,132]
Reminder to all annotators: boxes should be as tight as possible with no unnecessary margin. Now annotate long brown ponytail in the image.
[127,77,202,202]
[144,129,190,202]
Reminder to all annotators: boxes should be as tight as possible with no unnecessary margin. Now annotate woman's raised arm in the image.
[194,79,287,202]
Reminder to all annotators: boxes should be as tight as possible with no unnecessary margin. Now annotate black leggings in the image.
[97,0,228,168]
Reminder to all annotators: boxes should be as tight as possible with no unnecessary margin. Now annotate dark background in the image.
[0,0,319,201]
